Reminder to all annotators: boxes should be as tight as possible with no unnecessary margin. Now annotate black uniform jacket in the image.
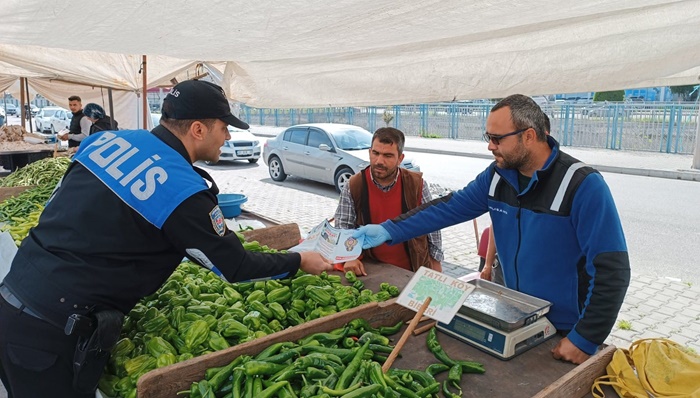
[4,126,300,327]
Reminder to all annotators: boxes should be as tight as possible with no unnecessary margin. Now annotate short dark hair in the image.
[491,95,548,141]
[160,100,216,135]
[68,95,81,102]
[372,127,405,154]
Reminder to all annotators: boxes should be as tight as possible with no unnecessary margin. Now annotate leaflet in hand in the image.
[288,220,363,263]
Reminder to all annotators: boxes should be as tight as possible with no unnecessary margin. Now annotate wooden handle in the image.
[405,316,429,325]
[413,321,437,336]
[382,297,432,372]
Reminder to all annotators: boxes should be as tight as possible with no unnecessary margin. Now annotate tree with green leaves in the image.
[669,85,699,101]
[382,109,394,127]
[593,90,625,102]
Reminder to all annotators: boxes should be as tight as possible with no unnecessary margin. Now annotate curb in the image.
[403,146,700,182]
[251,132,700,182]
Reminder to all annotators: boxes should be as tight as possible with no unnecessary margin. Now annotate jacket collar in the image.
[151,125,192,164]
[150,125,219,195]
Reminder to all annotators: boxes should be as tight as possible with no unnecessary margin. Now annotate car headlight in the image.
[358,162,369,169]
[253,140,259,146]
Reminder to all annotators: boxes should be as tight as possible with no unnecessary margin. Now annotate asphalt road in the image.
[204,145,700,285]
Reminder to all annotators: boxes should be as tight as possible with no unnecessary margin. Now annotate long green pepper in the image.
[334,340,370,390]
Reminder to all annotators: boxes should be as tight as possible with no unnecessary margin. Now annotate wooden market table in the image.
[138,260,615,398]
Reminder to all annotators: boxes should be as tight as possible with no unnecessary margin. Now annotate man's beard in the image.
[494,147,529,170]
[371,165,397,181]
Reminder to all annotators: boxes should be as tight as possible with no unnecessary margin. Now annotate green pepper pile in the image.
[100,252,400,398]
[175,321,484,398]
[0,157,70,228]
[0,206,43,245]
[425,327,485,397]
[0,156,71,187]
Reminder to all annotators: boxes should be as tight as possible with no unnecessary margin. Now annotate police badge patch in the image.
[209,206,226,236]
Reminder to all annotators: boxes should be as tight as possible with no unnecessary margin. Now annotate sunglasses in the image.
[482,127,530,145]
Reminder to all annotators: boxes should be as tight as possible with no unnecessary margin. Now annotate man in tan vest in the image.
[333,127,443,276]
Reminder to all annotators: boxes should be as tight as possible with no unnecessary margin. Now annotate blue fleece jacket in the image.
[382,137,630,354]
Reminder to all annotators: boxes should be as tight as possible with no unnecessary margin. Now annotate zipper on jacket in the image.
[514,201,522,290]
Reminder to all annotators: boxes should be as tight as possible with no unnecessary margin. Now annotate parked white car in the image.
[35,106,65,133]
[208,127,261,164]
[49,108,73,133]
[263,123,419,192]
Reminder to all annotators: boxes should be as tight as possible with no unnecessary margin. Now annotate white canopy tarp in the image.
[0,0,699,108]
[0,45,211,127]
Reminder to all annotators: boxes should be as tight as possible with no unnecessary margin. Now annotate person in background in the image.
[334,127,443,276]
[0,80,332,398]
[478,226,504,285]
[353,94,630,365]
[59,95,92,149]
[83,103,118,135]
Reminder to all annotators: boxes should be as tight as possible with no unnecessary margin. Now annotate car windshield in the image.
[330,128,373,150]
[43,109,57,117]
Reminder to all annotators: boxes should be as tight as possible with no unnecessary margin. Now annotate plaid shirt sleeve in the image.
[333,184,357,229]
[421,181,444,262]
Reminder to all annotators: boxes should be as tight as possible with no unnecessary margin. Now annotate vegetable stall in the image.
[136,261,616,398]
[0,157,617,398]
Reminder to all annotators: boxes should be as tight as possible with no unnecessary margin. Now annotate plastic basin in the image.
[217,193,248,218]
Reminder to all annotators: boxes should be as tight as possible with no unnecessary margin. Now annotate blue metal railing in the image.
[240,102,698,154]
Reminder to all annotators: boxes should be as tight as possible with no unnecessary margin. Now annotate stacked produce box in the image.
[172,320,484,398]
[102,261,401,398]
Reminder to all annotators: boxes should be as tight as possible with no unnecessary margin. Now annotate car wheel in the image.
[334,167,354,193]
[268,155,287,182]
[248,158,259,164]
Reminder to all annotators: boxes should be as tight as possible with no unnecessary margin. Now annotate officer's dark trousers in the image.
[0,295,94,398]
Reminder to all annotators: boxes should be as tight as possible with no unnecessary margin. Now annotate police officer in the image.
[0,80,332,397]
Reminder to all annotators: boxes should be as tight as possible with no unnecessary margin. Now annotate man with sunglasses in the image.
[353,94,630,365]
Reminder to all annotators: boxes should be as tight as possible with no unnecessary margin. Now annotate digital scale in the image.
[437,279,557,360]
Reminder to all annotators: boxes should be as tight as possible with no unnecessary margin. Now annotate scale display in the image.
[454,319,488,342]
[438,312,556,360]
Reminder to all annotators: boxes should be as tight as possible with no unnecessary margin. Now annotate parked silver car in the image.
[2,103,18,116]
[35,106,65,133]
[263,123,419,192]
[49,108,73,133]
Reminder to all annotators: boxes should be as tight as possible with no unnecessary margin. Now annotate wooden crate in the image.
[0,185,34,202]
[240,223,301,250]
[137,298,614,398]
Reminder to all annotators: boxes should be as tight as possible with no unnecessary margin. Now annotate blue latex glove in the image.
[352,224,391,249]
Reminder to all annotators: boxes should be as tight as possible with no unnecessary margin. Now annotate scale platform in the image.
[438,279,557,360]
